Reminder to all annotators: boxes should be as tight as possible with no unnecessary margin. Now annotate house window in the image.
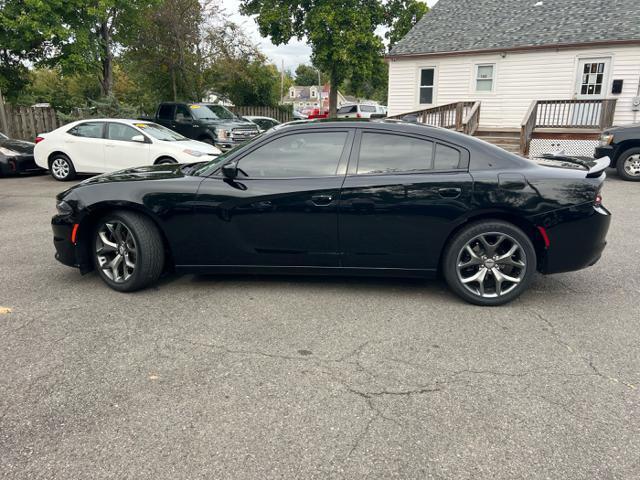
[580,62,606,95]
[475,64,494,92]
[311,89,317,98]
[419,68,435,104]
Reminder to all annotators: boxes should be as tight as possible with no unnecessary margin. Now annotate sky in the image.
[221,0,438,73]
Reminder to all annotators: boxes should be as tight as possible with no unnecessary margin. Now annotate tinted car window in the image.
[361,105,376,112]
[434,143,461,170]
[357,132,434,174]
[338,105,357,114]
[175,105,192,121]
[238,132,348,178]
[68,122,104,139]
[108,123,141,142]
[158,104,174,120]
[255,119,271,130]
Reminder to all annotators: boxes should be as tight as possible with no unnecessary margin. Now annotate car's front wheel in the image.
[93,211,165,292]
[49,154,76,181]
[443,221,536,306]
[156,157,177,165]
[616,148,640,181]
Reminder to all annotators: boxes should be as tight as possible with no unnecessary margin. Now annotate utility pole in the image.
[314,67,322,111]
[0,87,8,136]
[280,59,285,104]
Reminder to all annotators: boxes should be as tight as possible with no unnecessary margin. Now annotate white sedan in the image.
[34,119,221,181]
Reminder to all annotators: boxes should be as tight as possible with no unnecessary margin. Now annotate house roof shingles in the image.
[389,0,640,56]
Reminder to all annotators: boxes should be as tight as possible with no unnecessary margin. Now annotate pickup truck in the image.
[147,102,260,151]
[595,123,640,181]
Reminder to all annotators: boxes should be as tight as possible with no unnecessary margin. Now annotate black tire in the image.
[442,220,537,306]
[156,157,177,165]
[199,137,214,146]
[615,147,640,181]
[49,154,77,181]
[93,211,165,292]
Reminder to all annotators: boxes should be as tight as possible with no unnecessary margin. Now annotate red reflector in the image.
[356,113,362,118]
[537,226,550,249]
[35,136,45,144]
[71,224,80,244]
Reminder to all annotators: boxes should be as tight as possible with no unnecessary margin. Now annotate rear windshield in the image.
[338,105,357,114]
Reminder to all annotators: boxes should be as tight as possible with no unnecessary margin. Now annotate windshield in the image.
[133,122,188,141]
[190,104,236,120]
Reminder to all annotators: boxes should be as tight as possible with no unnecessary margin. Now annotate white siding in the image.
[388,45,640,127]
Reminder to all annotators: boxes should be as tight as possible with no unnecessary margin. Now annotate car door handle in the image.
[105,143,116,148]
[311,194,334,206]
[438,187,461,198]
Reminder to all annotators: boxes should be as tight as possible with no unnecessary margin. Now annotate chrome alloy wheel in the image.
[623,154,640,177]
[456,232,526,298]
[51,158,70,179]
[95,221,137,283]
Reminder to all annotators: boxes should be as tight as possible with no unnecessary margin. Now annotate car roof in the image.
[275,119,529,165]
[72,118,146,123]
[245,115,278,121]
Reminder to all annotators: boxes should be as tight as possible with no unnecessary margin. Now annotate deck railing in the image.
[388,101,480,132]
[520,99,617,155]
[463,102,481,135]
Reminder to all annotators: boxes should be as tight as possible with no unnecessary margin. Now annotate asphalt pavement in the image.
[1,171,639,479]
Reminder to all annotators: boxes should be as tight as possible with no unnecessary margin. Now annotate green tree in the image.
[384,0,429,49]
[294,64,327,86]
[126,0,205,102]
[202,17,281,106]
[241,0,427,116]
[16,68,100,113]
[241,0,386,116]
[49,0,159,97]
[342,60,389,104]
[0,0,72,97]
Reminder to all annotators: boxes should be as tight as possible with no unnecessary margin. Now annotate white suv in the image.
[337,104,380,119]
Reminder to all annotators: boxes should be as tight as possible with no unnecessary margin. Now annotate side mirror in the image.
[131,135,146,143]
[221,161,238,179]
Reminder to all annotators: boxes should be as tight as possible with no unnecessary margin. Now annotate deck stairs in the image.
[472,128,522,154]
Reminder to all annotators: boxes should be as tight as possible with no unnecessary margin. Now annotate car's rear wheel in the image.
[93,211,164,292]
[616,148,640,181]
[49,154,76,181]
[443,221,536,306]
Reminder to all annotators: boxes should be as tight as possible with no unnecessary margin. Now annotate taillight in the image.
[35,136,45,144]
[595,192,603,207]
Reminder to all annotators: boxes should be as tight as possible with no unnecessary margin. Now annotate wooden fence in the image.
[230,105,293,123]
[0,102,60,141]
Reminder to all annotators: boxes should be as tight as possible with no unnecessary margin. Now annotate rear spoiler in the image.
[541,153,610,178]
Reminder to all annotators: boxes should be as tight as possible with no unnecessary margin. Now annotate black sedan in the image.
[51,120,611,305]
[0,132,42,176]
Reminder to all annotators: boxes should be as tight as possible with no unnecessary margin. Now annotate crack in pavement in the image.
[528,308,636,391]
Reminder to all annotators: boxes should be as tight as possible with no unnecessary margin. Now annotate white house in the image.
[281,85,349,111]
[387,0,640,155]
